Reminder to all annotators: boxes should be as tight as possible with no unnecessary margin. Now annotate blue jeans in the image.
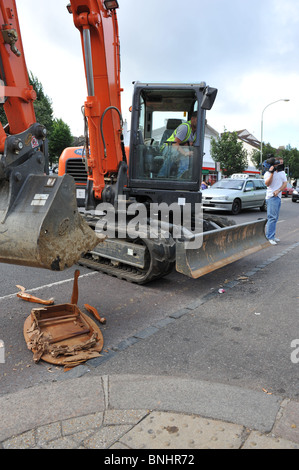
[266,196,281,240]
[158,146,190,178]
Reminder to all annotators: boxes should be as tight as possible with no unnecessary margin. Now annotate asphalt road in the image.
[0,198,298,398]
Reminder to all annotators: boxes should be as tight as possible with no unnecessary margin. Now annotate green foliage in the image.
[251,143,299,178]
[29,72,54,135]
[210,130,248,177]
[0,72,74,164]
[251,142,276,169]
[28,74,73,163]
[0,104,6,126]
[278,145,299,179]
[48,118,73,163]
[0,72,54,132]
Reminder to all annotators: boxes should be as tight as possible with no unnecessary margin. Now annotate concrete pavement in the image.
[1,374,299,449]
[1,240,299,450]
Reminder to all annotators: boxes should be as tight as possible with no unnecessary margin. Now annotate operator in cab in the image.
[158,112,197,178]
[166,112,197,147]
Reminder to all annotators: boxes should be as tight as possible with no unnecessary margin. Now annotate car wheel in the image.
[285,191,288,198]
[231,199,241,215]
[260,200,267,212]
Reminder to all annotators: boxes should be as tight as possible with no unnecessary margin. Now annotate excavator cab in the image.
[128,82,215,200]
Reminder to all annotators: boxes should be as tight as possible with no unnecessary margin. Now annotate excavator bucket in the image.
[0,173,99,270]
[176,219,270,278]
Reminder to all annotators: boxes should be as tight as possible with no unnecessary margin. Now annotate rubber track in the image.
[78,235,176,284]
[78,213,233,284]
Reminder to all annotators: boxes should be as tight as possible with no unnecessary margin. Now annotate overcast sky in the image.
[16,0,299,149]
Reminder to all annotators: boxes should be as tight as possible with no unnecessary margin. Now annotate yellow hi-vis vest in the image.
[166,121,196,145]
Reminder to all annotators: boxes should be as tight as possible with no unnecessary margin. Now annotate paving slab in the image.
[242,431,299,449]
[273,400,299,444]
[119,411,245,449]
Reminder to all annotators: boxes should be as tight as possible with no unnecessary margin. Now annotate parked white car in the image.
[202,176,267,215]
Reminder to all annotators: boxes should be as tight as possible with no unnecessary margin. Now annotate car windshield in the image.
[211,180,244,190]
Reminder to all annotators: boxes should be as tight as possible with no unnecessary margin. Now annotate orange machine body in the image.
[69,0,124,200]
[0,0,124,202]
[0,0,36,150]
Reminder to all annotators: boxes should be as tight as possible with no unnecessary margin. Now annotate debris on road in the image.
[237,276,249,281]
[16,285,54,305]
[84,303,106,324]
[23,270,104,369]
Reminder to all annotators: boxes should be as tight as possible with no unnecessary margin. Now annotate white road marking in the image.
[0,271,98,302]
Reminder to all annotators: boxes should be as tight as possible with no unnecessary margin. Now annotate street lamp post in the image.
[260,99,290,166]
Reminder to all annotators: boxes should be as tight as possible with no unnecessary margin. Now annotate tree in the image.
[278,145,299,179]
[29,72,54,135]
[48,118,73,164]
[251,144,299,179]
[0,72,54,133]
[251,142,276,169]
[210,130,248,177]
[0,72,73,165]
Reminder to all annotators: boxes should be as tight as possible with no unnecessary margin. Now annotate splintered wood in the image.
[23,270,104,369]
[24,307,104,368]
[16,285,54,305]
[84,304,106,324]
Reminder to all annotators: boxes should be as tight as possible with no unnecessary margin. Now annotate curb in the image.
[1,374,299,449]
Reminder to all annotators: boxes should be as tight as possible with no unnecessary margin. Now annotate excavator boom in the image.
[0,0,98,270]
[68,0,125,203]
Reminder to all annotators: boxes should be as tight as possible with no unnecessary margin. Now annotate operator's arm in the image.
[171,137,192,158]
[173,137,193,147]
[172,137,183,146]
[172,124,191,150]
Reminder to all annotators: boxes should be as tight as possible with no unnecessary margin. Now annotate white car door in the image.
[253,179,267,206]
[243,180,257,208]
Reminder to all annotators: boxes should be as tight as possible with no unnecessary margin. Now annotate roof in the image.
[235,129,260,149]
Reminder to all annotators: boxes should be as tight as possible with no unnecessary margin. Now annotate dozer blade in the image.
[0,174,98,270]
[176,219,270,279]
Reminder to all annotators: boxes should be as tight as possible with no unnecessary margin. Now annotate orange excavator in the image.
[0,0,269,282]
